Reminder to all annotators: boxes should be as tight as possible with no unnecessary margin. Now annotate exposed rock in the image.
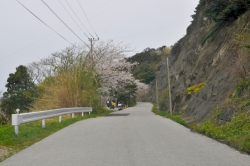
[144,1,250,123]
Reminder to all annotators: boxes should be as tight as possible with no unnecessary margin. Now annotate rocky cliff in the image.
[145,0,250,124]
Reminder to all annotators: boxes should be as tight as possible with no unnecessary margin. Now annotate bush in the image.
[159,90,169,110]
[201,20,224,45]
[192,112,250,153]
[181,83,207,95]
[234,79,250,96]
[204,0,249,22]
[152,103,187,126]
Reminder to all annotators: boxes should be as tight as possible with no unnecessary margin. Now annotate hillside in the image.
[127,46,170,84]
[142,0,250,124]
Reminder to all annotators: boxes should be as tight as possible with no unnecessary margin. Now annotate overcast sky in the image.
[0,0,199,92]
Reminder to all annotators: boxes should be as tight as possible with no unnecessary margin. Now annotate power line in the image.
[64,0,94,39]
[0,36,58,66]
[16,0,74,46]
[77,0,99,39]
[87,0,115,14]
[58,0,90,39]
[41,0,89,48]
[0,32,54,62]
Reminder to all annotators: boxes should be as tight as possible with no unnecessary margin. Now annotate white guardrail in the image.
[12,107,92,135]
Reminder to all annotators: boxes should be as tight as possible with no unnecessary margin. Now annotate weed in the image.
[192,112,250,154]
[181,83,207,95]
[0,109,113,162]
[152,102,250,154]
[152,103,187,127]
[201,21,224,46]
[235,79,250,96]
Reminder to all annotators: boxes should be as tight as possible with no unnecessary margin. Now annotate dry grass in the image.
[31,65,100,112]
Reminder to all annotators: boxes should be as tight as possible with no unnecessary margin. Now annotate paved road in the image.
[2,102,250,166]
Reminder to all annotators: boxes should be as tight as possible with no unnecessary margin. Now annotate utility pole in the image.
[88,38,99,66]
[167,58,172,115]
[88,38,93,66]
[156,78,159,109]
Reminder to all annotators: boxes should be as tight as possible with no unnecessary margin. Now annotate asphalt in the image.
[1,102,250,166]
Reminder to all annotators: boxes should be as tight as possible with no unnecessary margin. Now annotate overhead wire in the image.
[0,32,55,62]
[87,0,115,14]
[40,0,89,48]
[89,0,125,19]
[76,0,99,39]
[0,36,59,66]
[64,0,94,39]
[58,0,90,39]
[16,0,74,46]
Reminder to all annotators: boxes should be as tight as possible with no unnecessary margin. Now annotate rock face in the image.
[145,0,250,123]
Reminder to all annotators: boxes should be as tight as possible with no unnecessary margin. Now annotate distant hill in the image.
[127,46,171,84]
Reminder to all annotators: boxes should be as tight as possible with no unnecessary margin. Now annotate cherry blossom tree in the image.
[27,45,87,83]
[92,40,138,95]
[27,40,148,105]
[134,80,149,101]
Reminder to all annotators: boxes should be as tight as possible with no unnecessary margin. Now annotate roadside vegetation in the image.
[127,46,171,85]
[0,109,113,162]
[152,104,187,127]
[153,78,250,154]
[198,0,250,45]
[0,40,149,161]
[0,41,149,125]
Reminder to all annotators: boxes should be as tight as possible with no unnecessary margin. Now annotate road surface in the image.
[1,102,250,166]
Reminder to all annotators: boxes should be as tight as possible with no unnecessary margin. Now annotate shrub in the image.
[181,83,207,95]
[234,79,250,96]
[201,20,224,45]
[204,0,249,22]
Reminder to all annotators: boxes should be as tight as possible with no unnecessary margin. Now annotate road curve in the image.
[1,102,250,166]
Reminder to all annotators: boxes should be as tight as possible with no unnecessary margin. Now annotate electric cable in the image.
[41,0,89,48]
[58,0,90,39]
[64,0,94,39]
[16,0,74,46]
[77,0,99,39]
[0,32,54,62]
[0,36,58,66]
[87,0,114,14]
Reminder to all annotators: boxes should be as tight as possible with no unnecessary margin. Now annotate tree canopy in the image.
[127,46,171,84]
[0,65,37,122]
[203,0,250,22]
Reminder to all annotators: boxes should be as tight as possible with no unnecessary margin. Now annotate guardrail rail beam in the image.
[11,107,92,135]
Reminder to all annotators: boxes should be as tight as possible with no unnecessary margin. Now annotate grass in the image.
[152,103,250,154]
[201,20,224,46]
[190,112,250,154]
[0,109,113,162]
[152,104,187,127]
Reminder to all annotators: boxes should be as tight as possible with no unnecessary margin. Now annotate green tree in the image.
[0,65,37,122]
[204,0,249,22]
[132,63,155,84]
[113,82,137,107]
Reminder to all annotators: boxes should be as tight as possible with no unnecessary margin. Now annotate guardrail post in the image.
[42,119,45,128]
[13,109,20,135]
[15,125,19,135]
[11,107,92,134]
